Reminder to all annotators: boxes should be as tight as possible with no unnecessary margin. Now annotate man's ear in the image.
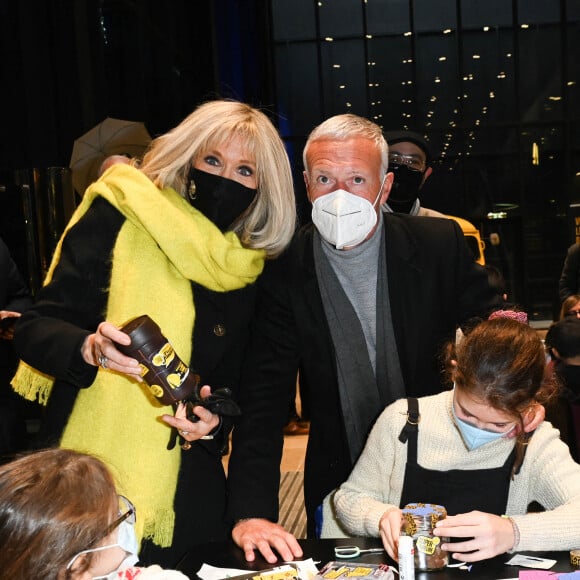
[303,171,313,203]
[381,172,394,205]
[422,166,433,185]
[523,403,545,433]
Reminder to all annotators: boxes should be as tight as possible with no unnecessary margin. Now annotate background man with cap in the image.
[383,130,445,217]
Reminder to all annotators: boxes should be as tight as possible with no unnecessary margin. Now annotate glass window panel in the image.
[274,43,322,136]
[461,30,516,125]
[518,25,562,121]
[460,0,513,29]
[272,0,316,41]
[414,0,457,33]
[365,0,411,35]
[367,36,414,130]
[566,19,580,119]
[320,39,368,117]
[518,0,560,24]
[520,125,565,207]
[568,0,580,21]
[319,0,363,38]
[414,34,459,130]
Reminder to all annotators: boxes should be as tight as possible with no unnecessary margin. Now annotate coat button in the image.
[213,324,226,337]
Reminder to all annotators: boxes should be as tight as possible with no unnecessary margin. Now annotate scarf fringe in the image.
[11,361,53,405]
[141,507,176,548]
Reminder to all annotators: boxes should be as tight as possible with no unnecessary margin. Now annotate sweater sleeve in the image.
[334,400,407,536]
[508,423,580,551]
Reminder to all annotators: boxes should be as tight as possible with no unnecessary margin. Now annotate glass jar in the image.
[401,503,449,571]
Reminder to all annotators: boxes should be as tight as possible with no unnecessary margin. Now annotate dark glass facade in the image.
[270,0,580,320]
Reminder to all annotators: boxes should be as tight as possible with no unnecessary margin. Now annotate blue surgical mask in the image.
[452,399,515,450]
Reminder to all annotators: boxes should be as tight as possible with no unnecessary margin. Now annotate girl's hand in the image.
[378,507,403,560]
[433,511,515,562]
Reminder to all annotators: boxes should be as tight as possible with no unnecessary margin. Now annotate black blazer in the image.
[226,213,501,534]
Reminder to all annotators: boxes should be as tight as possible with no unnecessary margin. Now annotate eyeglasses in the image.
[66,495,136,571]
[565,309,580,318]
[104,495,136,536]
[388,152,426,172]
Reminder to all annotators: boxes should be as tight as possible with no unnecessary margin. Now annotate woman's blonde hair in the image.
[139,100,296,258]
[0,448,119,579]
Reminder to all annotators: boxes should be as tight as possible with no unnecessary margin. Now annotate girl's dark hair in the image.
[0,448,118,579]
[445,318,559,476]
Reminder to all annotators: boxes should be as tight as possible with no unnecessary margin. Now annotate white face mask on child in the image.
[67,517,139,580]
[91,519,139,579]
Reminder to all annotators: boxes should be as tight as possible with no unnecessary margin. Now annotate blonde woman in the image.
[13,100,297,567]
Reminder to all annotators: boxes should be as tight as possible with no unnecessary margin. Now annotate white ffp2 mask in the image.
[311,178,385,249]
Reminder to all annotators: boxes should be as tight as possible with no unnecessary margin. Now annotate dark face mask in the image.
[186,167,257,231]
[387,163,425,214]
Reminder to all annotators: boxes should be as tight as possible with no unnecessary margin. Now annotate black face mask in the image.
[186,168,257,232]
[387,163,425,214]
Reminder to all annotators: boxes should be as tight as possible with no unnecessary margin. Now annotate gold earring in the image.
[188,180,197,200]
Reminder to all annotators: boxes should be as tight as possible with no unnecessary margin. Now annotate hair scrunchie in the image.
[488,309,529,325]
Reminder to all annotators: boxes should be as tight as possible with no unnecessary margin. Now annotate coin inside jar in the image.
[401,503,449,571]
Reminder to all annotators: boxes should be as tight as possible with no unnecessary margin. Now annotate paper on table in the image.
[196,559,320,580]
[505,555,558,569]
[518,571,559,579]
[197,563,254,580]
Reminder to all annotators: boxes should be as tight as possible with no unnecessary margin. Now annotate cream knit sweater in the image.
[333,390,580,551]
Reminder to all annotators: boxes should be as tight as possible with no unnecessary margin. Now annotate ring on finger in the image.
[179,430,190,436]
[98,353,109,369]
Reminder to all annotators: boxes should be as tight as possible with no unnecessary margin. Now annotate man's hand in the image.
[232,518,303,564]
[433,510,515,562]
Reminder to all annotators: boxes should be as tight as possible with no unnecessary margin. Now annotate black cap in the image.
[384,130,432,164]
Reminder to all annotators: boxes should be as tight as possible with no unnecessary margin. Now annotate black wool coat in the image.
[226,213,501,536]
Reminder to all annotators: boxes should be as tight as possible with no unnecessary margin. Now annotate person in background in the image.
[484,264,508,303]
[559,242,580,303]
[0,236,33,461]
[220,113,501,563]
[544,317,580,461]
[559,293,580,321]
[382,130,445,217]
[333,317,580,563]
[98,153,133,176]
[12,100,297,567]
[0,448,189,579]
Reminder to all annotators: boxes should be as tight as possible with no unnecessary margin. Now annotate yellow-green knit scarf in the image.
[12,164,265,547]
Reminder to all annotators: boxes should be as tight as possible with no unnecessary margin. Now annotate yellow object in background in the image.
[446,215,486,265]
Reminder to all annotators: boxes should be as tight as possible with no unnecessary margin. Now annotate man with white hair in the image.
[227,113,501,562]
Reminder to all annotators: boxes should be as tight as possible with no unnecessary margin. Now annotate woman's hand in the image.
[378,507,403,560]
[433,511,515,562]
[81,321,142,379]
[161,386,220,441]
[0,310,20,340]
